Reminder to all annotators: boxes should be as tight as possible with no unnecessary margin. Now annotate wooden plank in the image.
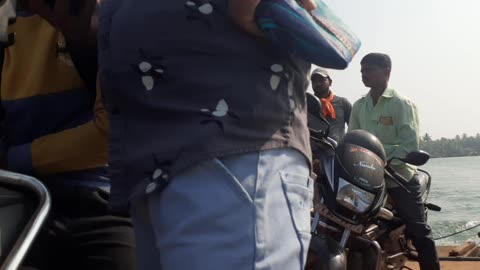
[407,244,480,270]
[464,246,480,257]
[405,261,480,270]
[437,246,456,257]
[450,241,477,256]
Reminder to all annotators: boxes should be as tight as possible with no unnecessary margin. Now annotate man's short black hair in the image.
[360,53,392,69]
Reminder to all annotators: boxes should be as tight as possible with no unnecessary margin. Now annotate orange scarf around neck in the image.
[320,91,336,119]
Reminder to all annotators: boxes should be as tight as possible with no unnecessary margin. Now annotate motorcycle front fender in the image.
[306,234,347,270]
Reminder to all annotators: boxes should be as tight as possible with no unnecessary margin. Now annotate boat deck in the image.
[405,242,480,270]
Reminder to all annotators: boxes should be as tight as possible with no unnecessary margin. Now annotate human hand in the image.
[229,0,318,36]
[28,0,99,46]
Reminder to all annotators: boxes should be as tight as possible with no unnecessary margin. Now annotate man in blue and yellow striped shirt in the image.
[0,1,136,269]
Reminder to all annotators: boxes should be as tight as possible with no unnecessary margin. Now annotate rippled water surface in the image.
[424,156,480,245]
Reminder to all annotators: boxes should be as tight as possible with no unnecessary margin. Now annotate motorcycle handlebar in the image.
[309,129,337,151]
[384,166,411,194]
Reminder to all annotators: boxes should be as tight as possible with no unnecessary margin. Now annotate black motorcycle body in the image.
[305,103,440,270]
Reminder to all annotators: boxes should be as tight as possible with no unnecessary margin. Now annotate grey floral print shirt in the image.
[98,0,312,210]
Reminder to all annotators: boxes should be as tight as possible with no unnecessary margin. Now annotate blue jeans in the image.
[130,148,313,270]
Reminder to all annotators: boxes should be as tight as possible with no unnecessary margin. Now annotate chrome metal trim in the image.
[371,240,383,270]
[386,252,406,260]
[317,219,340,233]
[339,228,351,248]
[377,207,394,221]
[354,236,383,270]
[315,203,364,234]
[365,224,379,234]
[0,170,51,270]
[326,137,338,148]
[311,213,320,233]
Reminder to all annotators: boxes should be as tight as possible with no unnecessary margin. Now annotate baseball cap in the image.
[311,67,330,78]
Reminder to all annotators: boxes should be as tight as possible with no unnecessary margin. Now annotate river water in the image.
[424,156,480,245]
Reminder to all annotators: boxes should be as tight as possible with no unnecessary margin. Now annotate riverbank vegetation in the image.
[420,133,480,158]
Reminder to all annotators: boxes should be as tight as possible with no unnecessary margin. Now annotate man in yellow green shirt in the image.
[348,53,439,270]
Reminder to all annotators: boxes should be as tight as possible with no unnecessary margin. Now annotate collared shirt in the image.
[98,0,312,210]
[348,87,419,186]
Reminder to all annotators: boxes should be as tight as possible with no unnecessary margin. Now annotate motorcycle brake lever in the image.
[425,203,441,212]
[0,0,17,46]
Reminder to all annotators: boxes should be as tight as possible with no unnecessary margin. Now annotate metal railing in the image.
[0,170,50,270]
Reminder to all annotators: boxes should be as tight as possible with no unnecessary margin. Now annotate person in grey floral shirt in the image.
[98,0,317,269]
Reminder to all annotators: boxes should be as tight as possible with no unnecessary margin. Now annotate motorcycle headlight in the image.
[336,177,375,214]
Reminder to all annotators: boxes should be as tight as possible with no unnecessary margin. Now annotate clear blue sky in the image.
[317,0,480,139]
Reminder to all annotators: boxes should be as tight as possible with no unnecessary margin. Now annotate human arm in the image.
[347,101,360,132]
[7,83,109,174]
[229,0,317,36]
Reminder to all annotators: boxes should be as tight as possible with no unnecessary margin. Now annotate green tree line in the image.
[420,133,480,158]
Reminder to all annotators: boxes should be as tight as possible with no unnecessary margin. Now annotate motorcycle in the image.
[306,106,441,270]
[0,170,50,270]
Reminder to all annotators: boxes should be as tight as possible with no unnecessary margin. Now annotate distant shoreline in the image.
[420,133,480,159]
[430,154,480,159]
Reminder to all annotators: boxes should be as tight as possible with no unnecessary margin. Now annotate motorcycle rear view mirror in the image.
[0,170,50,270]
[398,150,430,166]
[307,93,331,138]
